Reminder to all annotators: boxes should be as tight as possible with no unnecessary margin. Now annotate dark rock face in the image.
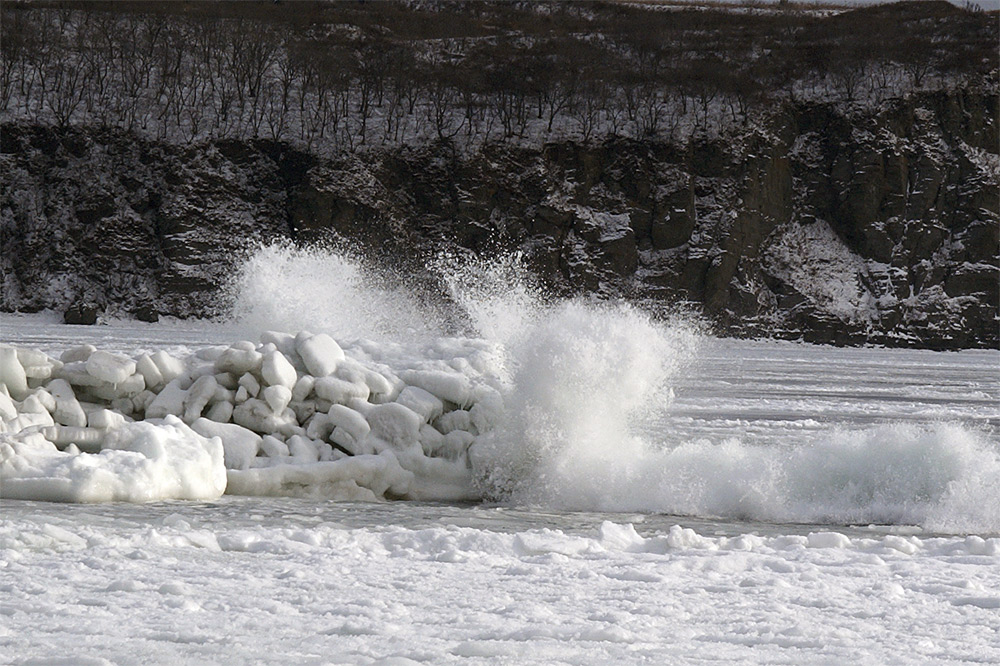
[63,302,99,325]
[1,90,997,349]
[0,126,310,318]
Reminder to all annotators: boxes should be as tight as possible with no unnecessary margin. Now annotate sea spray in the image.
[227,241,446,343]
[484,418,1000,533]
[216,242,1000,533]
[471,300,701,506]
[433,249,549,347]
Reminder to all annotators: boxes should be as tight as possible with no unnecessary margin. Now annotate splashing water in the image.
[471,299,700,503]
[433,250,549,346]
[227,241,445,343]
[223,242,1000,533]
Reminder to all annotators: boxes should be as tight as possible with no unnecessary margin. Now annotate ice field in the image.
[2,247,999,664]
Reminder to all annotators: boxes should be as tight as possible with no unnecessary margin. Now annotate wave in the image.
[227,241,448,343]
[223,242,999,533]
[496,420,1000,534]
[7,241,989,531]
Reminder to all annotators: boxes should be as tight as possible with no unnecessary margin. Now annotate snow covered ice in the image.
[2,498,999,665]
[1,246,999,664]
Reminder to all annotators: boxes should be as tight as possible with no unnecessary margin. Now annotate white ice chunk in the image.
[287,435,320,463]
[135,354,165,390]
[330,426,360,453]
[214,372,238,390]
[0,416,227,502]
[5,411,53,433]
[0,346,29,400]
[261,350,298,389]
[442,430,475,459]
[418,423,472,461]
[31,389,57,414]
[297,333,344,377]
[232,399,297,436]
[315,440,336,461]
[132,390,157,413]
[305,412,335,441]
[16,348,50,368]
[327,404,371,442]
[470,386,504,434]
[260,435,289,458]
[145,379,188,420]
[39,425,106,452]
[361,368,396,397]
[191,418,261,470]
[88,409,126,430]
[22,363,56,380]
[53,361,103,387]
[0,391,16,421]
[366,403,423,455]
[434,409,474,435]
[418,423,445,456]
[400,369,472,406]
[195,346,226,362]
[292,375,315,402]
[87,373,145,401]
[60,344,96,364]
[289,399,317,424]
[20,394,48,415]
[314,376,370,405]
[17,348,56,381]
[396,386,445,423]
[225,453,413,500]
[263,385,293,414]
[150,350,186,385]
[183,375,219,423]
[400,454,477,501]
[238,372,261,398]
[260,331,300,363]
[110,398,134,416]
[214,386,235,404]
[47,379,87,427]
[85,350,137,385]
[205,400,234,424]
[214,342,263,375]
[346,397,373,416]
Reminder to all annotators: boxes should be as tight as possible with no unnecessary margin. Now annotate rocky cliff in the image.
[2,89,997,348]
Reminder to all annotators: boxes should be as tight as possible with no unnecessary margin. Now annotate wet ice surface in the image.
[656,338,999,442]
[2,316,999,664]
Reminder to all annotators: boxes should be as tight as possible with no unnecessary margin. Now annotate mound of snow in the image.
[0,416,226,502]
[0,329,501,503]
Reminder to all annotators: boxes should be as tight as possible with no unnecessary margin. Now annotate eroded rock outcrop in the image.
[1,90,996,348]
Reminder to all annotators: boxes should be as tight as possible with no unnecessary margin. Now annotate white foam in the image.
[472,299,697,505]
[228,242,440,343]
[487,419,1000,534]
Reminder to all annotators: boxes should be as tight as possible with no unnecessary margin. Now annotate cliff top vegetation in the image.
[2,0,996,152]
